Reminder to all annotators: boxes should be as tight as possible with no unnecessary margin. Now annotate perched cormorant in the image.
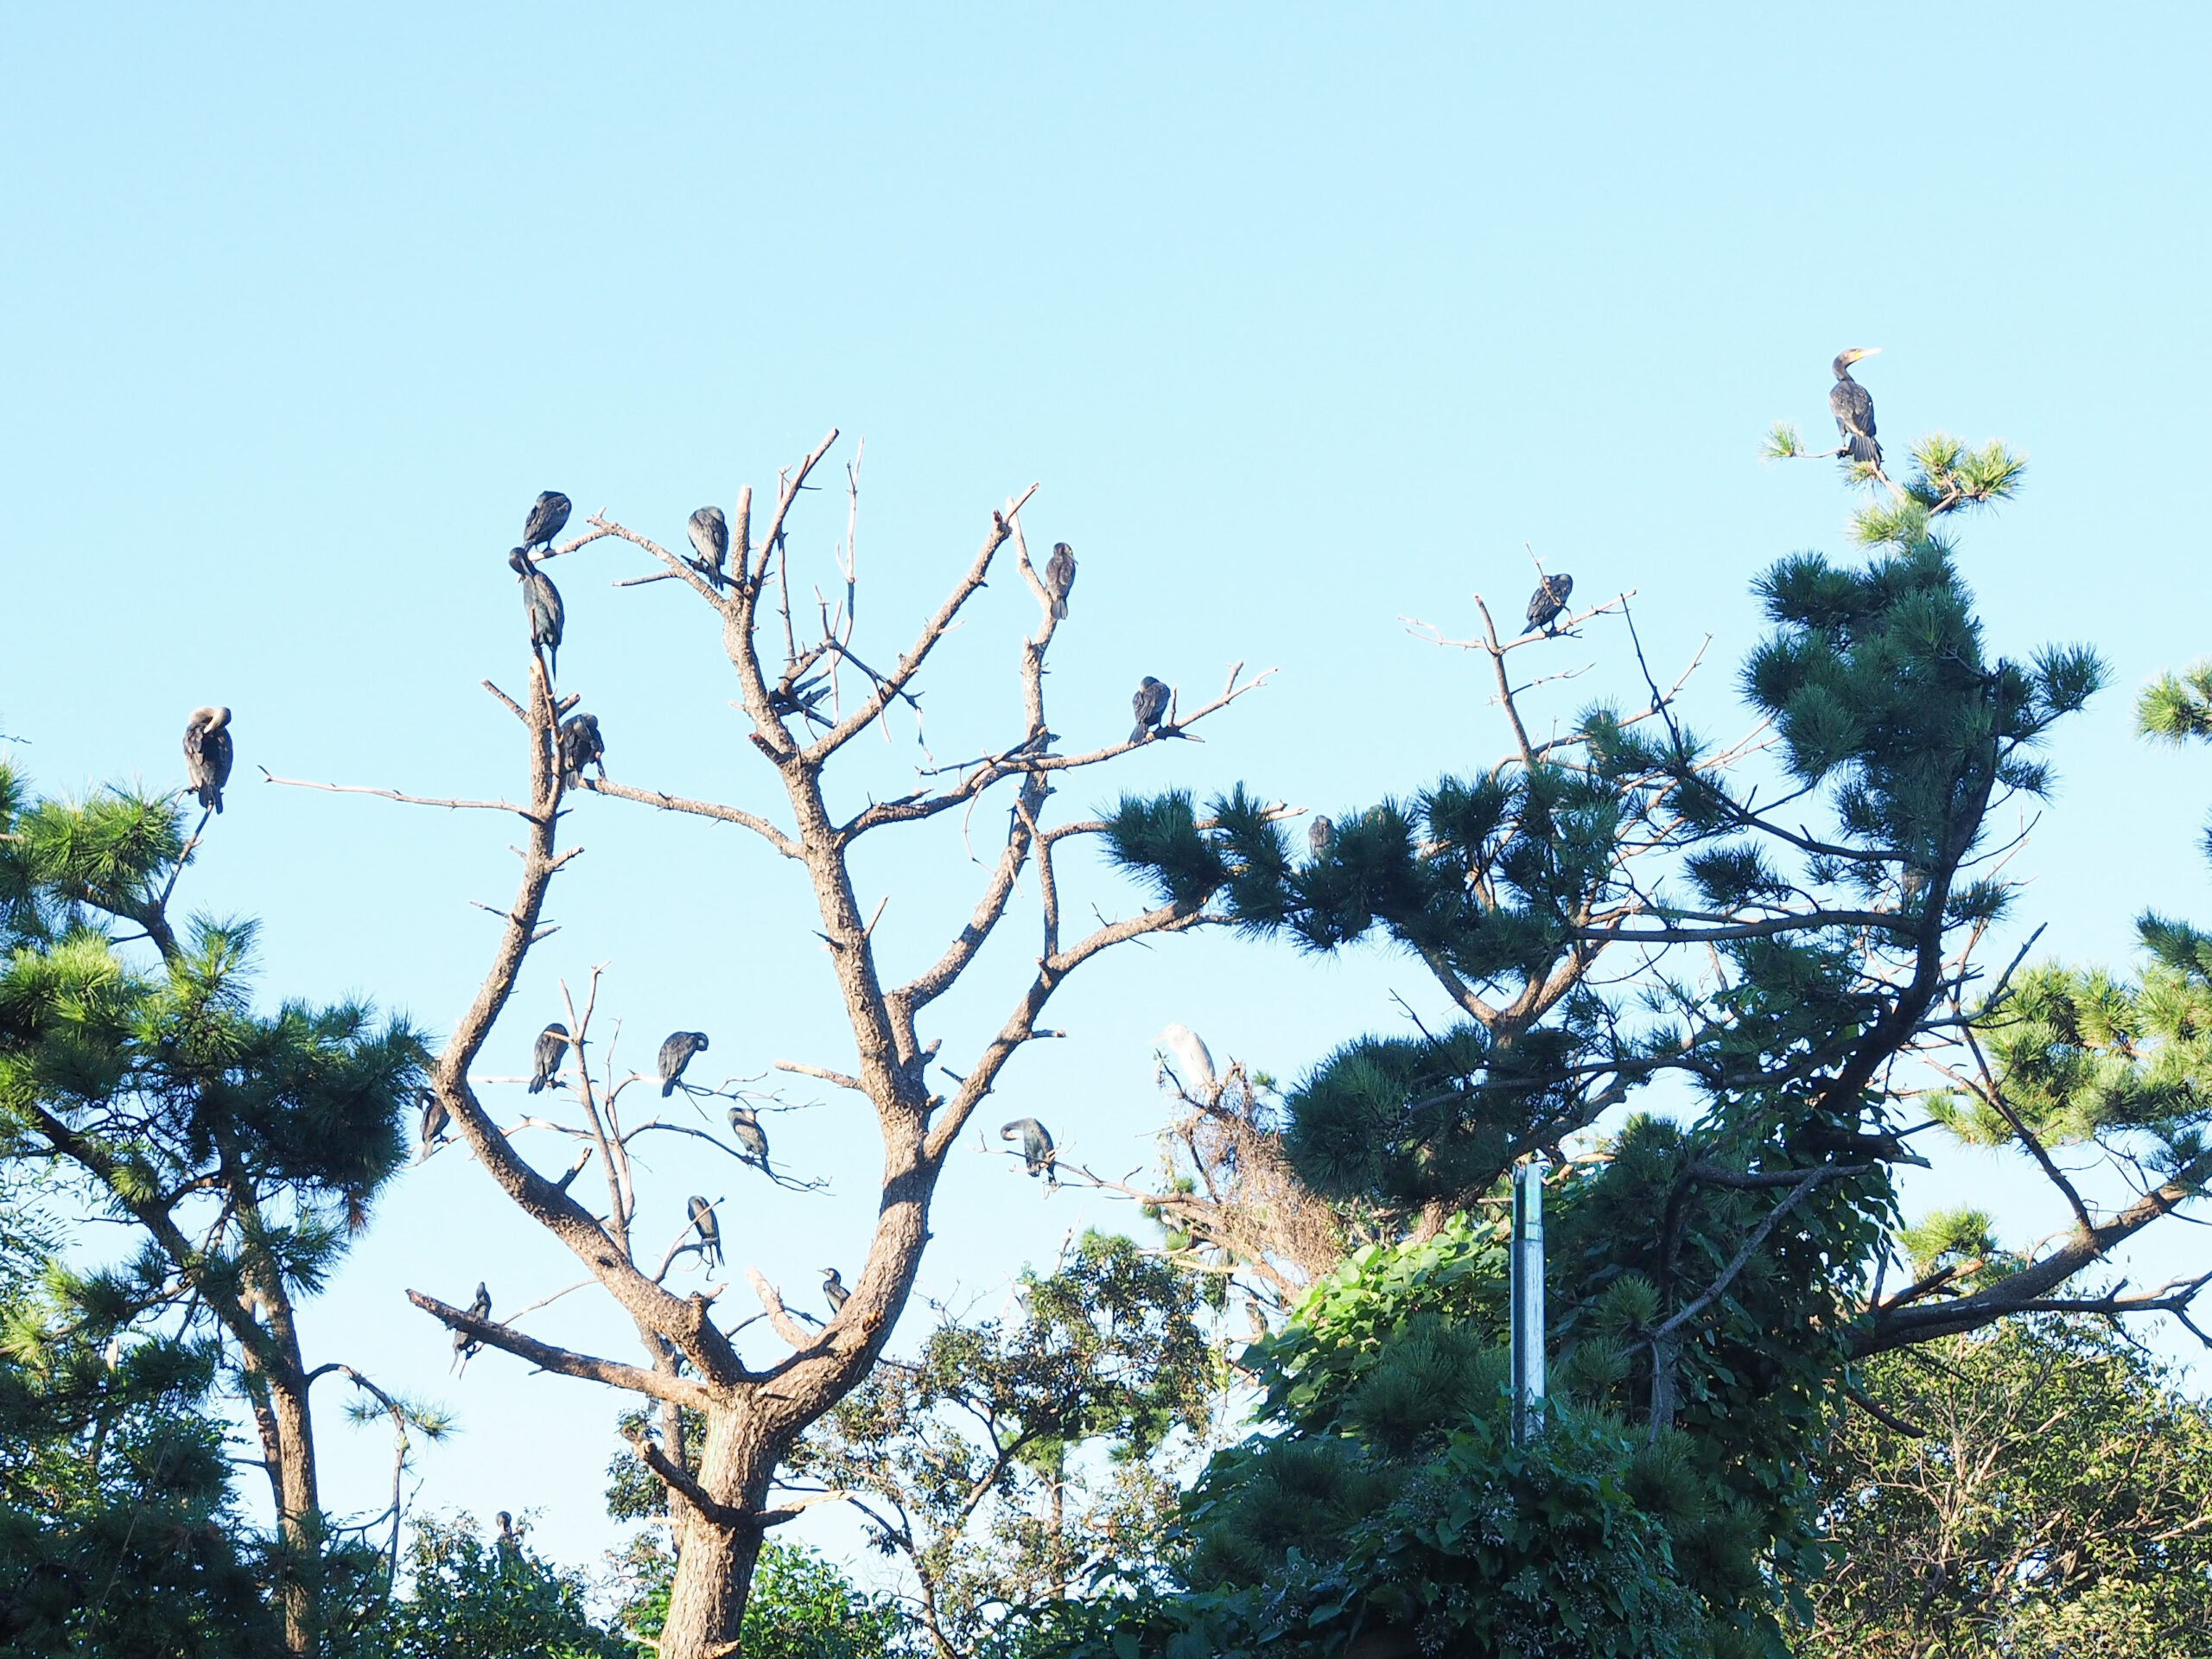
[1829,348,1882,465]
[1000,1117,1058,1187]
[453,1281,491,1376]
[508,548,565,681]
[1044,542,1077,620]
[821,1268,849,1317]
[529,1023,568,1094]
[728,1105,770,1169]
[1525,574,1573,636]
[687,1196,722,1268]
[1130,677,1170,743]
[523,491,571,551]
[558,713,606,787]
[689,505,729,586]
[418,1089,450,1154]
[182,707,235,814]
[658,1031,709,1096]
[1308,815,1335,859]
[494,1512,521,1554]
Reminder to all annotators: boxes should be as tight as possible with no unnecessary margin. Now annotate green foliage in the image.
[0,753,433,1644]
[1076,410,2111,1653]
[612,1535,904,1659]
[777,1232,1217,1656]
[1930,957,2212,1186]
[0,1172,279,1659]
[1061,1253,1771,1658]
[2137,659,2212,745]
[1800,1320,2212,1656]
[368,1513,628,1658]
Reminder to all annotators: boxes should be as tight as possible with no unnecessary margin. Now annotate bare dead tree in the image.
[279,431,1274,1659]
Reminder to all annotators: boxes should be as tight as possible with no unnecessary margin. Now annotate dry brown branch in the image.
[745,1266,819,1351]
[408,1288,706,1405]
[258,769,543,821]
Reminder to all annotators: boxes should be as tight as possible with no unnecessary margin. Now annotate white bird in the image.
[1156,1023,1217,1094]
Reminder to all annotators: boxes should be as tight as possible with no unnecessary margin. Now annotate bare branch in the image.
[746,1267,820,1351]
[408,1289,705,1406]
[259,768,543,822]
[581,777,801,859]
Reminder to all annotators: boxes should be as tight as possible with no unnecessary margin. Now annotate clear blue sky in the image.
[5,3,2209,1583]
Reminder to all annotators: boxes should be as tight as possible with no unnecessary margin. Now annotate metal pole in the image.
[1510,1160,1546,1444]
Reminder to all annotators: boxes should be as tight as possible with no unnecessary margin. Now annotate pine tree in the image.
[0,758,435,1656]
[1061,396,2205,1653]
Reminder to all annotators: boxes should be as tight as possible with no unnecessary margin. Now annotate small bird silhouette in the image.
[688,505,729,586]
[658,1031,709,1096]
[558,713,606,787]
[417,1089,450,1156]
[523,491,571,551]
[1044,542,1077,620]
[182,707,235,814]
[1525,574,1573,636]
[530,1024,569,1094]
[452,1282,492,1376]
[728,1106,770,1169]
[821,1268,849,1317]
[1308,815,1334,859]
[1130,677,1170,743]
[1000,1118,1058,1189]
[1829,348,1882,465]
[686,1196,722,1269]
[509,548,566,681]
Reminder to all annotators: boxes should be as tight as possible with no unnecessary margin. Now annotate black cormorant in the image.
[1000,1117,1058,1186]
[1308,815,1334,859]
[821,1268,849,1316]
[558,713,606,787]
[1044,542,1077,620]
[418,1089,450,1154]
[508,548,565,681]
[1129,677,1170,743]
[530,1023,568,1094]
[658,1031,709,1096]
[689,505,729,586]
[728,1105,770,1169]
[183,707,234,813]
[686,1196,722,1268]
[1525,574,1573,636]
[523,491,571,551]
[1829,348,1882,464]
[453,1281,491,1376]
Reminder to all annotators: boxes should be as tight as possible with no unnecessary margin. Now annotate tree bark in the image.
[658,1408,778,1659]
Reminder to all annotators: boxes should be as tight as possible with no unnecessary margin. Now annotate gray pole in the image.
[1510,1160,1546,1444]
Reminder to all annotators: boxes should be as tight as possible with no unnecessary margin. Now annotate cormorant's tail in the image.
[662,1078,676,1097]
[1130,722,1149,743]
[1052,597,1069,620]
[528,1076,546,1095]
[1847,433,1882,464]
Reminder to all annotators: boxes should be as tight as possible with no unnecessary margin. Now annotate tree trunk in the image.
[268,1364,323,1658]
[657,1408,775,1659]
[234,1254,323,1659]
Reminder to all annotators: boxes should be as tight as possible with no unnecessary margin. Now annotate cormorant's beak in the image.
[1855,347,1883,361]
